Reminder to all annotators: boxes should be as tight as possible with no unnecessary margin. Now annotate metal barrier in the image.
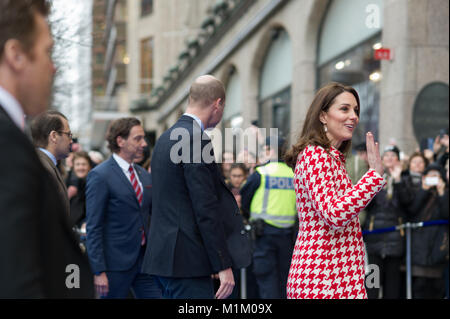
[362,219,449,299]
[74,221,448,299]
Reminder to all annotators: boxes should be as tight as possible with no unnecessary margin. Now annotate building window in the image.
[141,0,153,16]
[259,87,291,144]
[318,0,384,147]
[222,67,243,155]
[140,37,153,94]
[259,28,292,143]
[318,35,382,146]
[95,85,105,96]
[95,53,104,65]
[412,82,449,149]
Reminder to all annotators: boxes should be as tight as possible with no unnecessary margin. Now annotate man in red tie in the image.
[85,117,161,298]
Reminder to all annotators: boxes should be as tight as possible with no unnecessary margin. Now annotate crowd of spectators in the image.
[347,129,449,299]
[56,128,448,299]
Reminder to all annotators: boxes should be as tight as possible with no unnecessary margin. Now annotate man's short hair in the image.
[188,76,225,107]
[0,0,51,61]
[266,135,287,159]
[106,117,141,153]
[30,110,68,149]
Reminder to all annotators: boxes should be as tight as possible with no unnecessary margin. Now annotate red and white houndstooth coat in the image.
[286,145,385,299]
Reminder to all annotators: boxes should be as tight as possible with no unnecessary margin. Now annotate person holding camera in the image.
[433,128,449,168]
[405,162,448,298]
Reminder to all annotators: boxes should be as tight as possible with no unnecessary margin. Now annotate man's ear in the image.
[3,39,27,71]
[214,98,223,110]
[116,135,125,148]
[49,130,58,145]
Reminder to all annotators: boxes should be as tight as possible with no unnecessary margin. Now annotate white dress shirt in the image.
[38,148,57,167]
[183,112,205,131]
[0,85,25,131]
[112,153,143,191]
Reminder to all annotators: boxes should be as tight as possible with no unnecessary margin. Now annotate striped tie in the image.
[129,165,143,206]
[129,165,145,245]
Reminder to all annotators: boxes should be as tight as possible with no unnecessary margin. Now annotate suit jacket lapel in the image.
[37,150,70,214]
[0,105,30,143]
[108,157,134,192]
[38,151,66,190]
[108,157,140,206]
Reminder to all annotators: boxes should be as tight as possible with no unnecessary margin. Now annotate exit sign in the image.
[374,48,393,60]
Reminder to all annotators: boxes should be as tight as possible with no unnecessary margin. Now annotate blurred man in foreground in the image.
[0,0,94,298]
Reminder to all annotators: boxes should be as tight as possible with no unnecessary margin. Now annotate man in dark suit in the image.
[85,117,161,299]
[0,0,94,298]
[31,110,73,216]
[142,75,251,299]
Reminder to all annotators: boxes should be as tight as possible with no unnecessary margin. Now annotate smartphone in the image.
[420,137,435,152]
[427,137,434,150]
[425,176,439,186]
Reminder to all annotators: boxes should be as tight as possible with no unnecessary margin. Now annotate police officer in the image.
[241,136,297,299]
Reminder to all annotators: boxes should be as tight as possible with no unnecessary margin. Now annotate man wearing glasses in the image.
[30,110,73,216]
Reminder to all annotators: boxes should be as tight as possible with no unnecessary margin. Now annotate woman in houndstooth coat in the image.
[284,83,385,299]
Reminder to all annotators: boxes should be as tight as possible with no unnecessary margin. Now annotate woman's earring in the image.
[324,124,328,133]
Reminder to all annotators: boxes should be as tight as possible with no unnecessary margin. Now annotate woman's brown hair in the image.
[408,151,429,172]
[284,82,360,169]
[72,151,93,170]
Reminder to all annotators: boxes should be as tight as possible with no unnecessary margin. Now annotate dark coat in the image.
[142,115,251,278]
[363,176,406,258]
[36,149,70,217]
[407,188,449,267]
[68,177,87,228]
[0,105,94,298]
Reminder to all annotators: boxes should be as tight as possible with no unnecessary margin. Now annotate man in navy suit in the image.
[142,75,251,299]
[85,117,161,298]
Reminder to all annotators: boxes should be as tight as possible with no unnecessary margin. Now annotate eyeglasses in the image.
[57,131,73,139]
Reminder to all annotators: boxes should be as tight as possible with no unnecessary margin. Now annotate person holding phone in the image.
[433,128,449,168]
[405,162,448,298]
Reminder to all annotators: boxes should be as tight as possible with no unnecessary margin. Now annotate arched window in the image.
[413,82,449,149]
[222,67,243,153]
[259,27,292,142]
[318,0,383,146]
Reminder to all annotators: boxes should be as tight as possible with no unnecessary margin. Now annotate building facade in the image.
[91,0,129,151]
[124,0,448,158]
